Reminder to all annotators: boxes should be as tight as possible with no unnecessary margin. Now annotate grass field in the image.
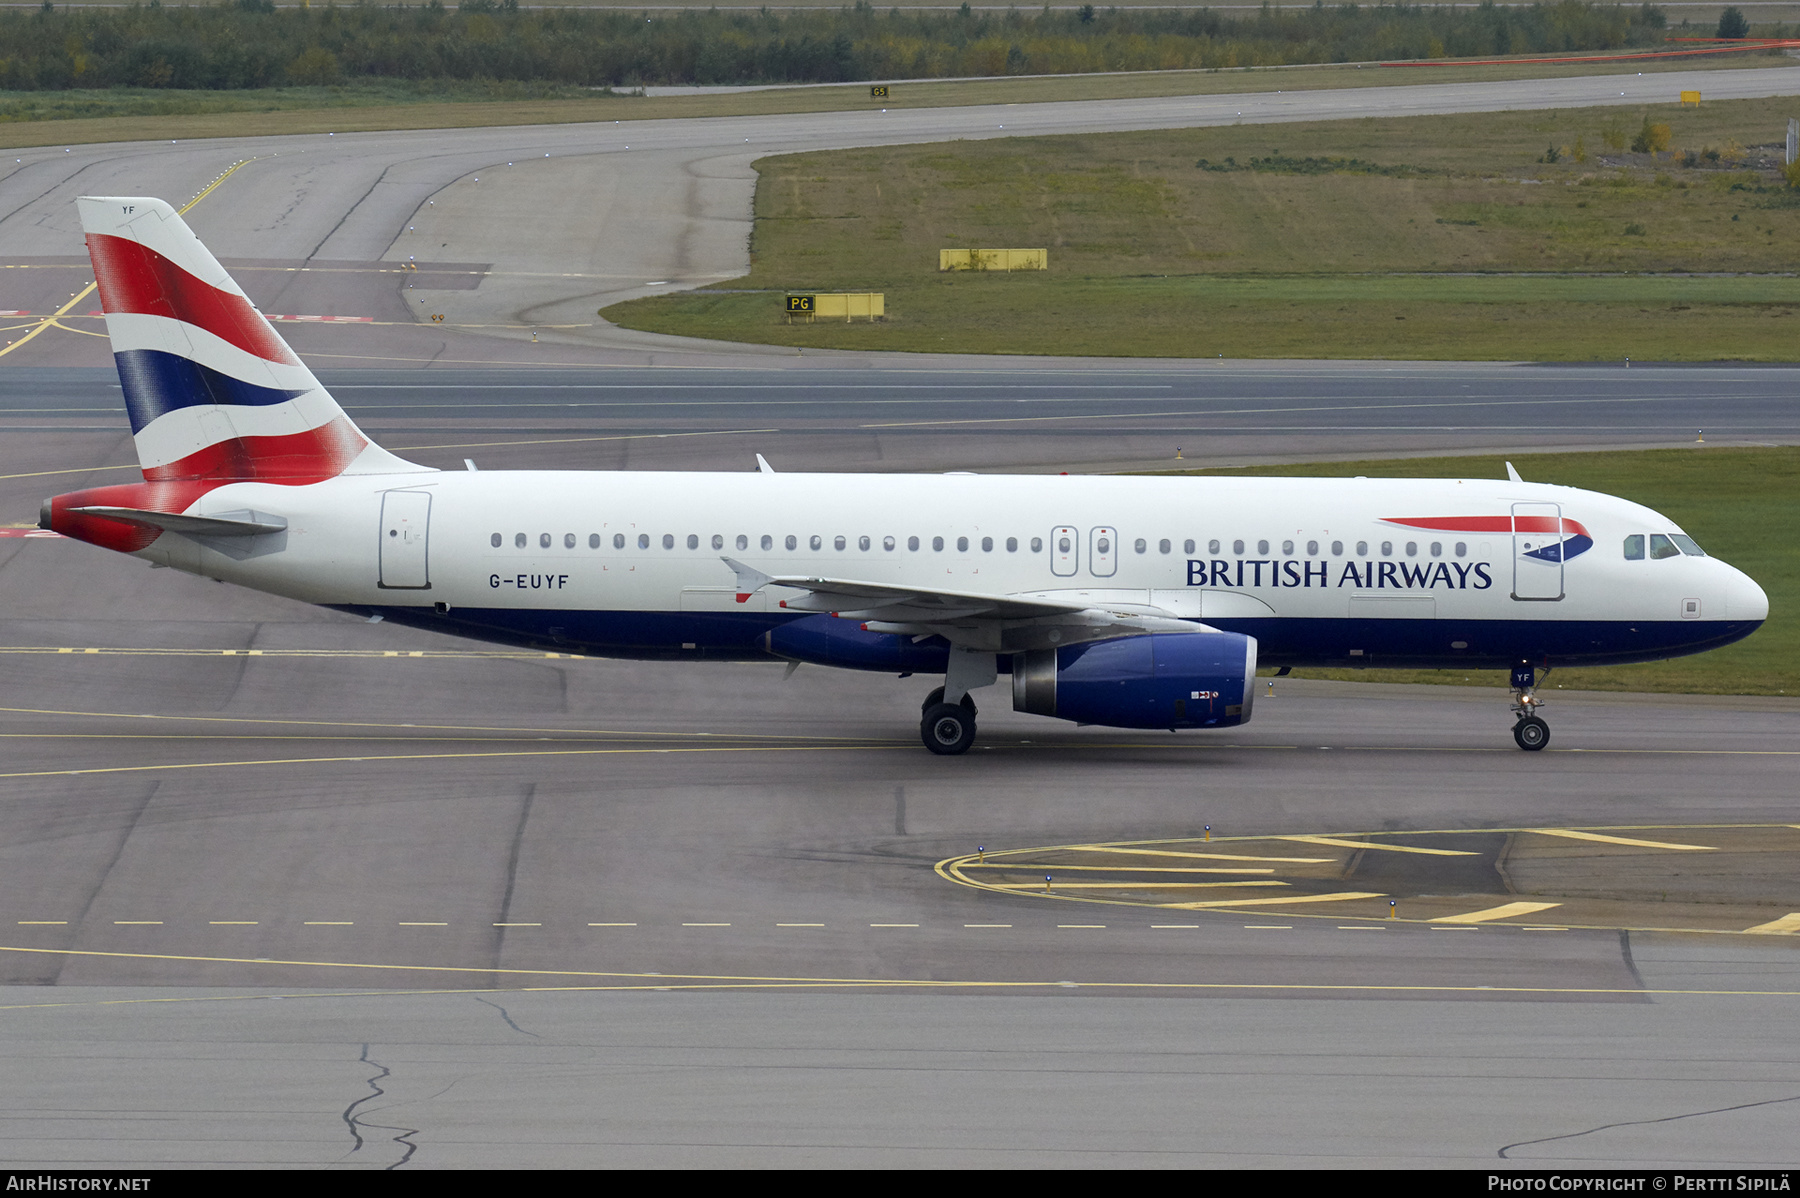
[1137,447,1797,695]
[604,93,1800,359]
[0,51,1785,148]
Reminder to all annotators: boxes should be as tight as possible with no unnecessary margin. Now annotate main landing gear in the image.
[919,649,996,756]
[921,694,977,756]
[1509,662,1550,751]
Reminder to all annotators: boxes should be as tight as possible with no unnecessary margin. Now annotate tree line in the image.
[0,2,1677,92]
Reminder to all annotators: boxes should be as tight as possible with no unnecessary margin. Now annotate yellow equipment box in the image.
[785,293,884,322]
[939,248,1047,272]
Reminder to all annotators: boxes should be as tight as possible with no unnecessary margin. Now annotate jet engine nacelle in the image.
[1012,631,1258,730]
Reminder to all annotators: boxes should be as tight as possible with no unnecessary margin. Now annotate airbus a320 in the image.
[39,198,1770,754]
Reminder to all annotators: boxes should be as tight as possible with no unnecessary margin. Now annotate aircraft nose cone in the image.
[1729,567,1770,623]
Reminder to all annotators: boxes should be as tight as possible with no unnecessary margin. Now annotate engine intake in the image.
[1012,631,1257,730]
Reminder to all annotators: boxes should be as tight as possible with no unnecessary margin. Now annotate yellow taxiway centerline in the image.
[1278,835,1478,856]
[0,158,256,361]
[1431,901,1564,925]
[1528,828,1718,851]
[989,881,1289,891]
[1054,844,1333,864]
[6,941,1800,1002]
[0,742,910,781]
[960,863,1276,875]
[1743,914,1800,935]
[1162,891,1386,910]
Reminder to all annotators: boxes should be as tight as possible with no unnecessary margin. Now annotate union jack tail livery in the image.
[79,196,420,485]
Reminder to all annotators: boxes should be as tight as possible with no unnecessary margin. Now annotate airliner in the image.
[37,197,1769,754]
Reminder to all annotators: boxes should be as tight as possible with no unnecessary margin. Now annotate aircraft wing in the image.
[721,557,1205,652]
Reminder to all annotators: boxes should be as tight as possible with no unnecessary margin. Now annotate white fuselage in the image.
[126,469,1767,672]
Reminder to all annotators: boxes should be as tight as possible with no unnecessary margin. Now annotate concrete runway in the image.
[3,380,1799,1166]
[3,74,1800,1168]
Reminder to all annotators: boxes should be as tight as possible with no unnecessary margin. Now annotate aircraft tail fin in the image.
[77,196,426,484]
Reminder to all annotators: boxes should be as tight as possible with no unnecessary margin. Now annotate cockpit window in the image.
[1623,534,1644,561]
[1648,534,1681,560]
[1670,534,1705,557]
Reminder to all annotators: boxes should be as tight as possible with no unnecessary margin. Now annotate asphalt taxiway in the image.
[3,71,1799,1167]
[7,361,1800,479]
[3,398,1799,1165]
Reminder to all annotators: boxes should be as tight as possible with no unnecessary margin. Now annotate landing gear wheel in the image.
[921,686,977,715]
[921,702,977,755]
[1513,716,1550,751]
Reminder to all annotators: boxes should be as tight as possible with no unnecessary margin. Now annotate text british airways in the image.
[1187,559,1494,590]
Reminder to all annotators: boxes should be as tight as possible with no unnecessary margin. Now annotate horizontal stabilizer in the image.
[68,506,288,538]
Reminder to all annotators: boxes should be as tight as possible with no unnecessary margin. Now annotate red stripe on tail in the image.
[86,233,299,367]
[142,415,368,484]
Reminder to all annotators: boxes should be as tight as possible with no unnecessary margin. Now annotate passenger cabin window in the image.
[491,533,503,548]
[1007,537,1018,552]
[1281,540,1293,556]
[712,535,724,550]
[761,535,773,550]
[564,533,576,549]
[1256,540,1269,555]
[1356,541,1368,556]
[884,536,896,551]
[860,536,872,551]
[1624,534,1645,561]
[1232,540,1244,555]
[933,536,945,551]
[982,537,993,552]
[737,535,749,551]
[1331,541,1343,556]
[956,536,968,552]
[785,535,797,551]
[1134,538,1147,554]
[638,534,650,549]
[1029,537,1042,553]
[662,534,675,550]
[615,533,627,549]
[1207,540,1219,555]
[1183,539,1195,554]
[909,536,920,551]
[686,534,699,550]
[514,533,527,548]
[1454,542,1467,558]
[1649,534,1681,560]
[1159,539,1172,555]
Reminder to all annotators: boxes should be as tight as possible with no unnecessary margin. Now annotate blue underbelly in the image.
[334,605,1762,671]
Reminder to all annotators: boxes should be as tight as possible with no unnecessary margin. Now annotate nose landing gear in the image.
[1510,662,1550,751]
